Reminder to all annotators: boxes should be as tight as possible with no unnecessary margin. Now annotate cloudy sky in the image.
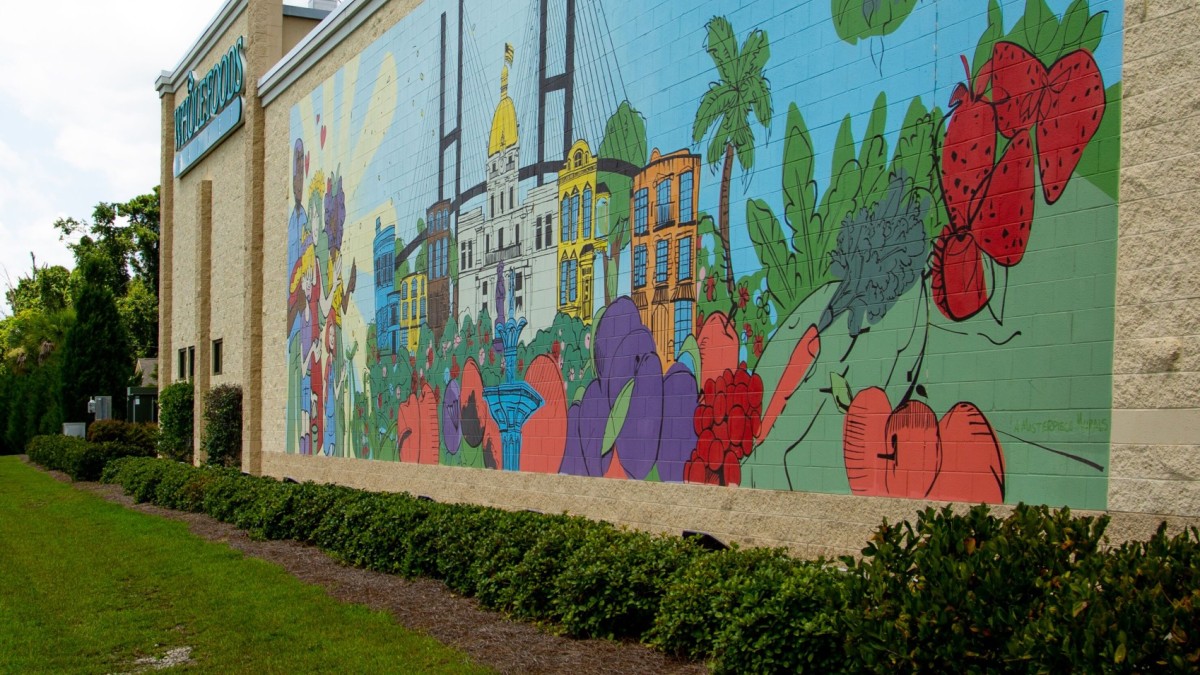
[0,0,312,314]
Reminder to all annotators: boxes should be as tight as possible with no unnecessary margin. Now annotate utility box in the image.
[62,423,86,438]
[127,387,159,423]
[88,396,113,421]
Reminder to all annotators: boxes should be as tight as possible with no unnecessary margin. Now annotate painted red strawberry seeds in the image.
[932,43,1106,322]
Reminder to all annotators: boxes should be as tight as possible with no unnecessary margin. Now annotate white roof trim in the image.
[156,0,248,96]
[258,0,390,107]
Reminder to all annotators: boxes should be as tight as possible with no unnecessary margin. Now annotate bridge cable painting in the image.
[285,0,1121,508]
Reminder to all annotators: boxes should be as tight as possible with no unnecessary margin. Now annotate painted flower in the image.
[737,285,750,310]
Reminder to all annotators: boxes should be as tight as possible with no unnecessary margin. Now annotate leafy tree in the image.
[598,101,648,304]
[693,17,773,303]
[120,188,161,296]
[118,278,158,358]
[54,188,160,300]
[60,260,133,423]
[4,257,71,316]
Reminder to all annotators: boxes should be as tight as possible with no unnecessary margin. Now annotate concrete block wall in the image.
[1109,0,1200,518]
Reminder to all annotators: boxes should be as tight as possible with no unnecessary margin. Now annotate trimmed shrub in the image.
[158,381,194,463]
[27,434,154,481]
[708,562,848,674]
[552,527,704,640]
[650,546,805,659]
[87,419,158,454]
[201,384,241,468]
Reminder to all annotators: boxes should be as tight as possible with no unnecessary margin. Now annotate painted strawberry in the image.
[931,224,988,321]
[941,55,997,234]
[973,130,1036,266]
[988,42,1047,139]
[1038,49,1106,204]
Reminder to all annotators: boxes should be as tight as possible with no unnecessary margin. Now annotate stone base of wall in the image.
[261,453,1200,559]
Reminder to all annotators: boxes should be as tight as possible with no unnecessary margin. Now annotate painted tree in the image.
[598,101,648,305]
[692,17,773,301]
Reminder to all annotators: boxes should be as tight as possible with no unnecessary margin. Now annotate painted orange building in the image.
[629,148,700,368]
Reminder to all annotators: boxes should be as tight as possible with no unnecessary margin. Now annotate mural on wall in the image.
[285,0,1121,509]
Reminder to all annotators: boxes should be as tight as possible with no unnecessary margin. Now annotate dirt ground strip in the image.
[26,458,706,675]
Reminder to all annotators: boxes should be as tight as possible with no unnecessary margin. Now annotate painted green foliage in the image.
[831,0,919,44]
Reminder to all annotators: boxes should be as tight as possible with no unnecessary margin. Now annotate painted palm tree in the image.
[693,16,772,301]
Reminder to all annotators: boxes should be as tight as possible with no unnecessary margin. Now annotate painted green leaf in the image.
[830,0,919,45]
[1080,12,1105,54]
[1058,0,1090,54]
[831,372,853,413]
[748,199,802,315]
[602,378,636,456]
[972,0,1004,78]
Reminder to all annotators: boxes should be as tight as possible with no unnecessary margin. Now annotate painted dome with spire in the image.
[488,44,518,156]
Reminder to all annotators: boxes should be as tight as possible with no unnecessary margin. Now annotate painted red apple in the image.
[843,387,1005,503]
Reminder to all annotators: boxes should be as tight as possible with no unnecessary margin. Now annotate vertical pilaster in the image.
[159,93,175,390]
[242,0,283,474]
[195,180,213,464]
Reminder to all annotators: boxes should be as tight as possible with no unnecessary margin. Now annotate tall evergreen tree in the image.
[60,260,133,422]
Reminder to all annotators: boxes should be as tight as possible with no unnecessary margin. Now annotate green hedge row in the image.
[27,434,156,482]
[99,457,1199,673]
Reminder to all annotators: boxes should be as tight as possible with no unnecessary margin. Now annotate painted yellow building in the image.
[397,272,427,355]
[556,140,608,323]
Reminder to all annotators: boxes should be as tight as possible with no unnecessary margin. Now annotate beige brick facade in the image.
[159,0,1200,557]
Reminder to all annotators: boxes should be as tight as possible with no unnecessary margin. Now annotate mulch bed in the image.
[26,458,706,675]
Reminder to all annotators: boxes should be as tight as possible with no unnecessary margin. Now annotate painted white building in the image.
[456,48,558,335]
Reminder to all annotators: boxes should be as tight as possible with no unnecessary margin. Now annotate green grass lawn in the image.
[0,457,491,674]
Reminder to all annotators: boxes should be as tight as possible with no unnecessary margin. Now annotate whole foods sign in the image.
[173,37,245,177]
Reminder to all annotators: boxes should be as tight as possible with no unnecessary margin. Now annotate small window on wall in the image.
[178,348,187,380]
[212,339,223,375]
[188,346,195,381]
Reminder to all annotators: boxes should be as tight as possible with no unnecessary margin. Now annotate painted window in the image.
[570,191,580,241]
[583,186,593,239]
[545,214,554,246]
[677,236,692,281]
[536,216,543,249]
[656,239,669,284]
[656,178,673,226]
[561,199,570,242]
[498,228,505,251]
[680,170,693,223]
[421,296,426,318]
[569,259,578,302]
[634,188,649,235]
[560,260,569,306]
[674,300,693,356]
[633,244,647,288]
[515,272,524,309]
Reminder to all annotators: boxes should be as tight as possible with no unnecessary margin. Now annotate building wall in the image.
[246,0,1200,555]
[1109,0,1200,517]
